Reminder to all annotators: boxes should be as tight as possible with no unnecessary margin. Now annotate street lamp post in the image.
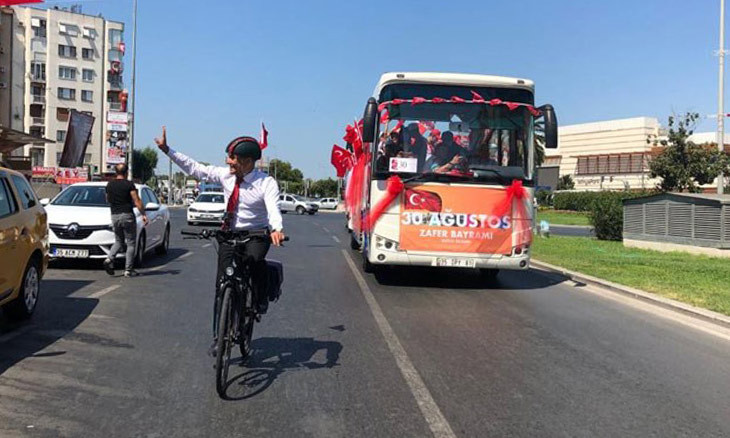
[718,0,726,194]
[127,0,138,181]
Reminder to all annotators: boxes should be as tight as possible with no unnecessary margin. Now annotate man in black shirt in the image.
[104,164,147,277]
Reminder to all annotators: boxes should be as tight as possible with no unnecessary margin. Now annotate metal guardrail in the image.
[32,95,45,103]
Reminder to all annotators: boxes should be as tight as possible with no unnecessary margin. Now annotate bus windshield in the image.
[373,102,534,183]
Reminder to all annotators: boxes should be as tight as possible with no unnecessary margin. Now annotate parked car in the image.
[277,194,319,215]
[316,197,339,210]
[187,191,225,225]
[0,166,49,320]
[41,182,170,267]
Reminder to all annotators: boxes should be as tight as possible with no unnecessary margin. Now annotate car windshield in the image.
[52,186,109,207]
[196,194,224,203]
[373,88,535,183]
[294,195,308,202]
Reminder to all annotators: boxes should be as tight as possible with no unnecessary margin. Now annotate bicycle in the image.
[181,228,287,397]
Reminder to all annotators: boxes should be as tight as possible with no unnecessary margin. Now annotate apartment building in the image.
[13,5,126,173]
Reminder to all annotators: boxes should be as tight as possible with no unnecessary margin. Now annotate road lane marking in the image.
[180,252,193,259]
[342,250,456,438]
[88,285,120,299]
[0,325,34,344]
[202,243,212,248]
[322,226,331,233]
[332,235,341,243]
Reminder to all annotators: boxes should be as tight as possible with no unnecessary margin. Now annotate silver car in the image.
[277,194,319,215]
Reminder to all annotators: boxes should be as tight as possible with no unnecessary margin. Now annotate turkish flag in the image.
[450,96,466,103]
[470,90,485,102]
[259,122,268,149]
[488,98,503,106]
[431,97,446,104]
[0,1,43,5]
[343,124,358,144]
[380,110,389,125]
[411,97,427,105]
[331,145,354,177]
[505,102,520,111]
[391,99,405,105]
[404,189,442,212]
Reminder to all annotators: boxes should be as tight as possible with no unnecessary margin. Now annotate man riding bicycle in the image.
[155,127,285,317]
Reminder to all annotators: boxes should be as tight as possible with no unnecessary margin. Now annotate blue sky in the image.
[40,0,726,178]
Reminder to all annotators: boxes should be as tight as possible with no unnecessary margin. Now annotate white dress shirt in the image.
[168,148,283,231]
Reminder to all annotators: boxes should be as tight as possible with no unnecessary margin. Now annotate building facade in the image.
[12,6,126,174]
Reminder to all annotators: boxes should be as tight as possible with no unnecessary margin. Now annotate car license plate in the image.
[433,257,476,268]
[54,248,89,258]
[202,214,215,218]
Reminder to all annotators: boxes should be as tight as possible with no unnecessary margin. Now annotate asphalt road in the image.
[1,209,729,437]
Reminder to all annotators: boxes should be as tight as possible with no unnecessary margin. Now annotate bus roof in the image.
[373,72,535,98]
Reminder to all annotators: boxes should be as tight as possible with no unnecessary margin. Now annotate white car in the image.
[187,192,225,225]
[316,197,339,210]
[41,182,170,267]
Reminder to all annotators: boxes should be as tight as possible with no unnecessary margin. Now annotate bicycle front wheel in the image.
[215,286,233,398]
[239,283,255,360]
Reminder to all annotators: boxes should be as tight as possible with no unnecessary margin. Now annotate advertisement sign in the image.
[107,111,128,123]
[398,185,514,254]
[389,157,418,173]
[106,129,128,166]
[59,110,95,168]
[32,166,56,178]
[55,167,88,185]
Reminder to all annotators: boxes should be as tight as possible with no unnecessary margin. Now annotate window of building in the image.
[31,148,45,167]
[81,110,93,117]
[58,44,77,58]
[84,153,92,164]
[83,27,96,39]
[57,87,75,100]
[59,66,76,80]
[30,62,46,81]
[29,127,44,138]
[57,130,67,142]
[82,69,94,82]
[59,23,79,37]
[81,90,93,102]
[29,104,43,118]
[57,107,70,122]
[109,29,123,46]
[82,48,94,60]
[31,18,47,38]
[575,153,648,175]
[108,49,122,62]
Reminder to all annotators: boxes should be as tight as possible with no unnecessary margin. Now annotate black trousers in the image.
[216,236,271,309]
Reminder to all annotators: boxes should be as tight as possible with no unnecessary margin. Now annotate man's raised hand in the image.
[154,126,169,154]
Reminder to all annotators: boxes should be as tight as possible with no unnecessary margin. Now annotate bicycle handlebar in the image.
[180,228,289,244]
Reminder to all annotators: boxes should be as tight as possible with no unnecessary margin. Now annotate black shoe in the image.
[103,259,115,276]
[256,300,269,315]
[208,340,218,357]
[124,269,139,278]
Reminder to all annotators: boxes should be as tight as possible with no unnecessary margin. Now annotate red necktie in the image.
[222,176,242,230]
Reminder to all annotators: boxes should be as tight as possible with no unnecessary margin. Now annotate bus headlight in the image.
[375,236,398,251]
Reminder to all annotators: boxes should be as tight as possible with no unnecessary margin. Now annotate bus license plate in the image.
[433,257,476,268]
[54,248,89,258]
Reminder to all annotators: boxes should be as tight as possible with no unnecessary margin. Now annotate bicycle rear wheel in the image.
[215,286,233,397]
[238,282,255,360]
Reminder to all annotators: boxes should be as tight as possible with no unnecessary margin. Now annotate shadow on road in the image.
[0,279,95,376]
[223,337,343,401]
[372,265,565,291]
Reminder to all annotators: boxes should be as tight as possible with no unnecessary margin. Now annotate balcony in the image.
[31,37,47,53]
[30,74,45,83]
[31,117,45,126]
[32,95,46,104]
[108,102,122,111]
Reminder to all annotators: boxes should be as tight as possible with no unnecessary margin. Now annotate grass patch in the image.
[531,236,730,316]
[536,209,591,226]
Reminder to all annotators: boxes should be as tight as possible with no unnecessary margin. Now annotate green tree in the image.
[649,113,730,192]
[269,159,304,193]
[556,174,575,190]
[132,146,159,184]
[310,178,339,197]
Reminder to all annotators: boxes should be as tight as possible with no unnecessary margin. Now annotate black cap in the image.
[226,136,262,160]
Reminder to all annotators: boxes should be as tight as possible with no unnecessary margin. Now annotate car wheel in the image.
[308,211,316,215]
[4,257,41,320]
[296,206,306,215]
[134,232,146,268]
[156,224,170,255]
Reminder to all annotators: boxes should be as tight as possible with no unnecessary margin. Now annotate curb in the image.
[530,259,730,329]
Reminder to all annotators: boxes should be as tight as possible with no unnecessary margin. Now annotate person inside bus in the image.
[404,123,428,171]
[439,131,466,162]
[425,142,465,173]
[468,133,499,167]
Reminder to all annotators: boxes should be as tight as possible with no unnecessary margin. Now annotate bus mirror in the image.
[540,104,558,149]
[362,97,377,143]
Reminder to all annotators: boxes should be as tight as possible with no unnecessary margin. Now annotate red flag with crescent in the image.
[404,188,442,212]
[331,145,353,178]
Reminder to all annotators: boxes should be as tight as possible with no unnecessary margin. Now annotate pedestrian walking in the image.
[103,163,148,277]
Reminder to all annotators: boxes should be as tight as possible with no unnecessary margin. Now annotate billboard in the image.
[58,110,95,168]
[106,111,128,169]
[398,185,515,254]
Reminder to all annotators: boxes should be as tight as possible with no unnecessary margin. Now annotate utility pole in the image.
[718,0,726,194]
[168,155,172,205]
[127,0,138,181]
